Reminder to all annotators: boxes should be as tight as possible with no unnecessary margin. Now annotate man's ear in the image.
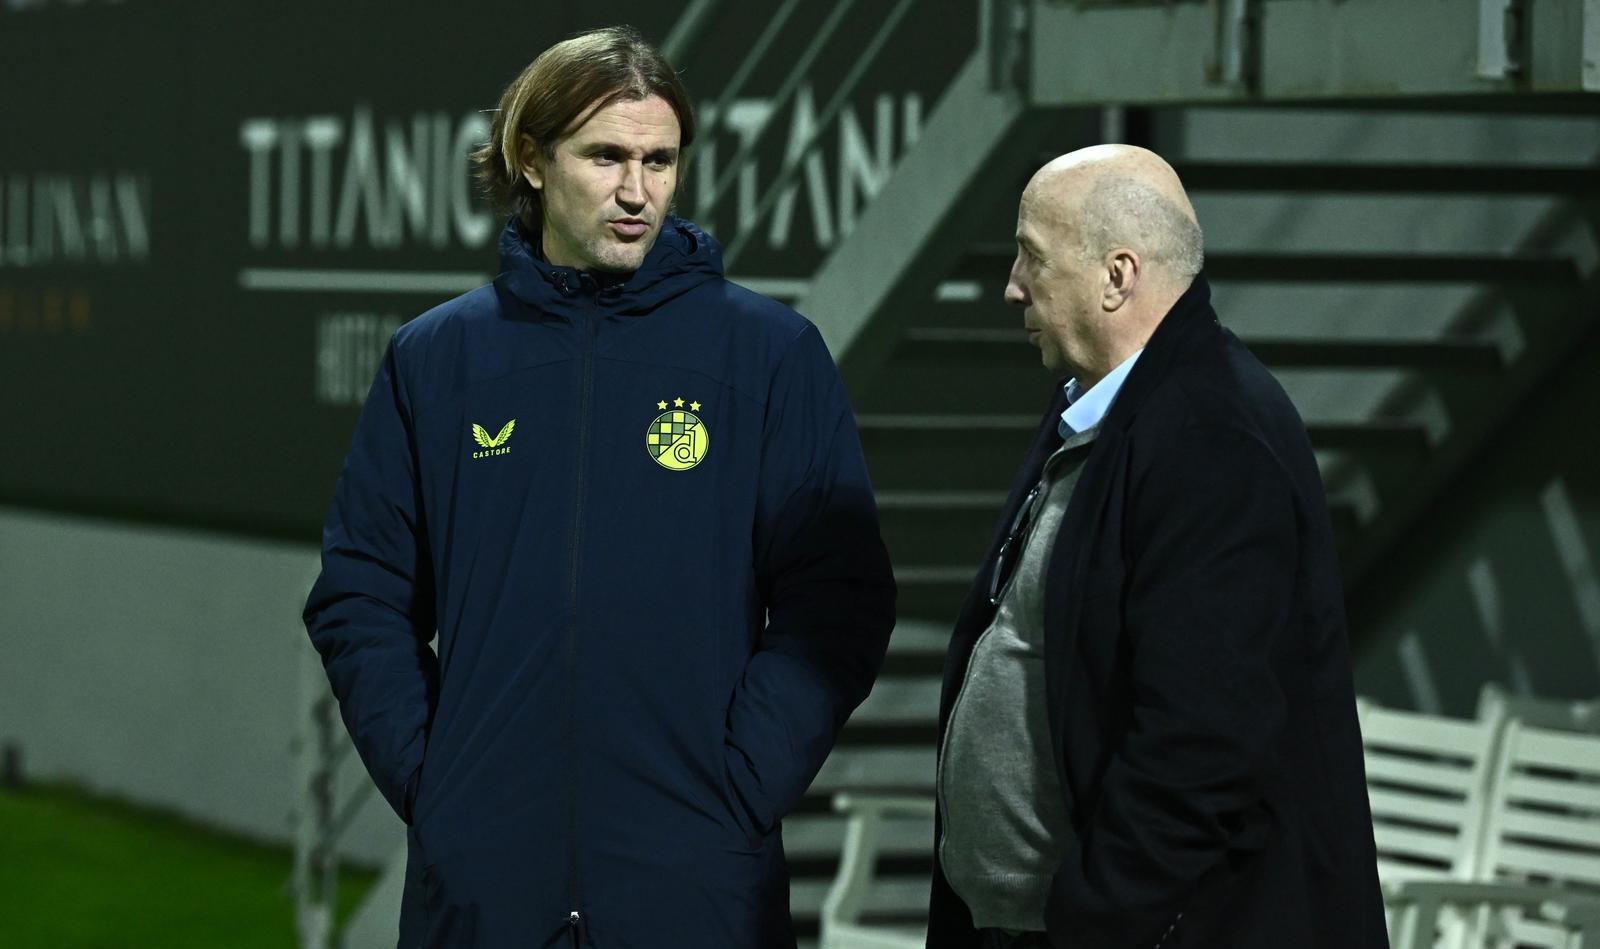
[1103,248,1141,311]
[519,134,545,191]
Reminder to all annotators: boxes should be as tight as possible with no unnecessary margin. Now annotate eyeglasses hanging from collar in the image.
[987,481,1044,607]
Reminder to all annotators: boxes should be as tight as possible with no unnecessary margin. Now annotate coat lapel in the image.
[940,273,1221,728]
[1040,274,1220,684]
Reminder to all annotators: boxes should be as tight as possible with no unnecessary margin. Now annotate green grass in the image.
[0,783,377,949]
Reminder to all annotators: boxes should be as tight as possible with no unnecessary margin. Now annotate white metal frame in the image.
[1368,694,1600,948]
[820,792,936,949]
[1362,700,1505,948]
[1471,719,1600,947]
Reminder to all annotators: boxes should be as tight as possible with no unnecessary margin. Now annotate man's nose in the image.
[1004,260,1028,306]
[616,161,646,209]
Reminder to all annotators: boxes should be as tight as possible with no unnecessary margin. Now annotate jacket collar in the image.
[1092,271,1218,434]
[492,214,723,320]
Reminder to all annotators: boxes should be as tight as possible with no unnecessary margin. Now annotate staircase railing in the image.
[714,0,918,270]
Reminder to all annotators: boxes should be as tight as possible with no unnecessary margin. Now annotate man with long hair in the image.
[305,27,895,947]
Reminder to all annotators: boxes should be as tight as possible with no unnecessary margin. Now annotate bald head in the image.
[1005,145,1204,387]
[1025,145,1204,283]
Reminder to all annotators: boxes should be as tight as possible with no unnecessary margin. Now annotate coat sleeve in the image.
[303,340,438,824]
[723,325,897,835]
[1046,422,1295,948]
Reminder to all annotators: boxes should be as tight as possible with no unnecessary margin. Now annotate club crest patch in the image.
[647,398,709,471]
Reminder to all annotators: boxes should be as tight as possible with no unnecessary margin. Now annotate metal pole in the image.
[326,782,379,848]
[1209,0,1255,89]
[988,0,1031,93]
[1475,0,1523,80]
[292,654,335,949]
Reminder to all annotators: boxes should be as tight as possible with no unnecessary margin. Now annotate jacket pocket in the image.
[720,739,776,850]
[418,861,484,948]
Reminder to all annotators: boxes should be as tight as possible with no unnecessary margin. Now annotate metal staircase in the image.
[805,3,1600,629]
[869,139,1600,611]
[792,2,1600,939]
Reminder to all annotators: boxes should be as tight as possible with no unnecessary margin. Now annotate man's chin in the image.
[592,237,655,273]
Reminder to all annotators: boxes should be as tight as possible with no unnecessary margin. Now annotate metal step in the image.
[896,327,1506,372]
[858,415,1038,492]
[835,722,939,747]
[876,490,1004,575]
[1170,162,1600,195]
[860,412,1431,457]
[878,617,953,677]
[896,282,1529,340]
[1174,108,1600,167]
[892,508,1365,598]
[1245,338,1504,370]
[891,564,979,622]
[1306,420,1433,456]
[952,247,1581,286]
[856,354,1434,422]
[847,676,942,724]
[880,646,949,680]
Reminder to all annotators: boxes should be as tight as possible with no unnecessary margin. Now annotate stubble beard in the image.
[585,231,655,274]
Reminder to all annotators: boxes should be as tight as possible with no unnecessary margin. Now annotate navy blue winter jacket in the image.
[304,216,896,948]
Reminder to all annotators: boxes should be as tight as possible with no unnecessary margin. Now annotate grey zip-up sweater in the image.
[937,426,1098,931]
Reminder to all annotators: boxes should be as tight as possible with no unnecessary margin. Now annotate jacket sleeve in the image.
[303,340,438,824]
[1047,423,1294,948]
[723,325,897,835]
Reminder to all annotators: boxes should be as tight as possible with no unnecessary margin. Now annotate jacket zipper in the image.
[564,300,599,944]
[935,620,1000,870]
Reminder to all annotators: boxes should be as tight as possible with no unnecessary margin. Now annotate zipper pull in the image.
[568,910,581,946]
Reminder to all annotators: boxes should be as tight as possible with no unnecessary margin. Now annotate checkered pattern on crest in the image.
[648,411,698,457]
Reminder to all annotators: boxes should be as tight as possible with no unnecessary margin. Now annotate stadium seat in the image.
[820,792,936,949]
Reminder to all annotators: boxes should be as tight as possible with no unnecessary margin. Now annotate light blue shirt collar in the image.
[1059,349,1143,437]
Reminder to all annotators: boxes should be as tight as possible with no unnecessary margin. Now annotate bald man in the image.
[928,146,1386,949]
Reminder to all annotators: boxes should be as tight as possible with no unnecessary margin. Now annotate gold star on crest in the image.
[656,400,668,410]
[690,400,702,411]
[673,397,685,408]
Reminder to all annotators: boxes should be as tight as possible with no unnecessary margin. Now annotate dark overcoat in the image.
[928,275,1388,949]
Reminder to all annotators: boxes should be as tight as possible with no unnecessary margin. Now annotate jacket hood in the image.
[493,214,724,320]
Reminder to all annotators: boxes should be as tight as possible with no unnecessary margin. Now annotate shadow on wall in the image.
[1352,329,1600,714]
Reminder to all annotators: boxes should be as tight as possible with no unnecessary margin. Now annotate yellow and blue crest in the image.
[647,398,709,470]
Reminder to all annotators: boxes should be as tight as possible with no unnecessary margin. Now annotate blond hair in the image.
[473,26,696,231]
